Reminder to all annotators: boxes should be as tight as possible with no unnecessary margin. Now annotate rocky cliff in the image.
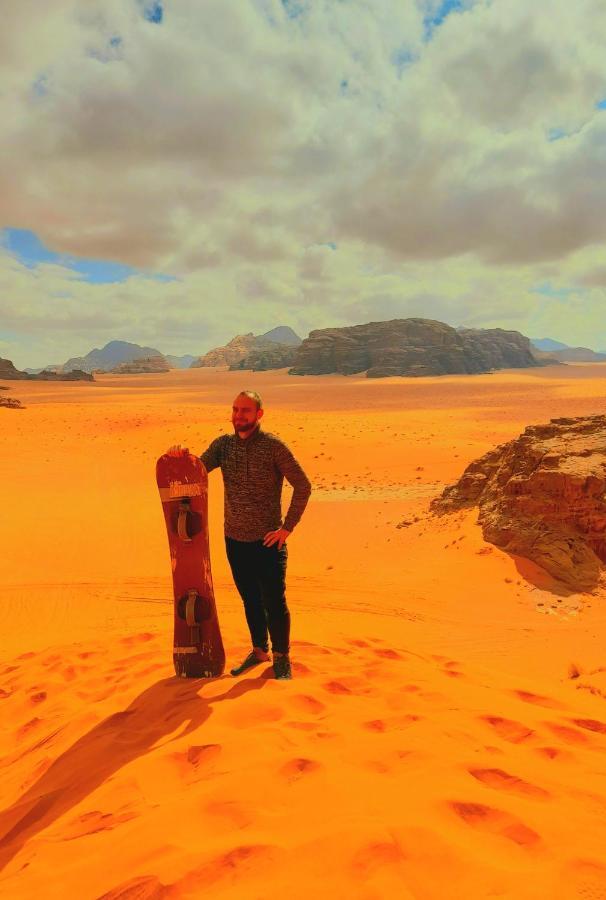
[288,319,543,377]
[431,414,606,591]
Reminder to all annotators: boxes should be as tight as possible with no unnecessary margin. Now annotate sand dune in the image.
[1,366,606,898]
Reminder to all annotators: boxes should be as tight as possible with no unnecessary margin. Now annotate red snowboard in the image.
[156,450,225,678]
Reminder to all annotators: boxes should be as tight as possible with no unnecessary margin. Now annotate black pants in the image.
[225,537,290,655]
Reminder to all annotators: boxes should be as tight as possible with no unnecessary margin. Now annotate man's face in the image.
[231,394,263,433]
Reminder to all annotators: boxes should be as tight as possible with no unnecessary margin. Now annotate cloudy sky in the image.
[2,0,606,367]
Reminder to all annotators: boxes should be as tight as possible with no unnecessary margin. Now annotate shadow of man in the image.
[0,674,267,873]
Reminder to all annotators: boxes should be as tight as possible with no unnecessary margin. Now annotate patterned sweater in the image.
[200,427,312,541]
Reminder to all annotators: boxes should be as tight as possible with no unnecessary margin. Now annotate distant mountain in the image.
[165,354,197,369]
[259,326,302,346]
[63,340,163,373]
[531,338,571,352]
[534,347,606,363]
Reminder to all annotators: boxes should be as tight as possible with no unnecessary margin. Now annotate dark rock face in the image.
[288,319,542,377]
[431,415,606,591]
[0,359,93,381]
[229,344,299,371]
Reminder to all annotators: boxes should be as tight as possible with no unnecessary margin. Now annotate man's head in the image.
[232,391,264,437]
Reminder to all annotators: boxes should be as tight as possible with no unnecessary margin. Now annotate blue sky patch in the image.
[548,127,567,142]
[281,0,307,20]
[142,1,163,24]
[424,0,465,39]
[1,228,175,284]
[531,282,575,300]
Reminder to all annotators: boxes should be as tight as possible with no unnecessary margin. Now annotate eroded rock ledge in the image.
[431,415,606,591]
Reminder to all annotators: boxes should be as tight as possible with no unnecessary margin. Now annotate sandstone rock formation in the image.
[288,319,544,377]
[0,359,93,381]
[431,415,606,591]
[193,333,259,367]
[229,344,298,371]
[192,326,302,368]
[111,355,170,374]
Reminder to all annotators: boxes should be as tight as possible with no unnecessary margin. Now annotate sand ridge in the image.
[1,366,606,898]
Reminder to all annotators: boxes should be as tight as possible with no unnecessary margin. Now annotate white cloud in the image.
[1,0,606,365]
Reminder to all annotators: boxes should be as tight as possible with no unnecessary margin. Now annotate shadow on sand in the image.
[0,674,269,873]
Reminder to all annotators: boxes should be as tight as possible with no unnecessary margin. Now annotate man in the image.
[172,390,311,680]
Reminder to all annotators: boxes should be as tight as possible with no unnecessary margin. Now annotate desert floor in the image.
[1,365,606,899]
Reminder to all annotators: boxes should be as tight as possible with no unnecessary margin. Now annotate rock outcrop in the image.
[192,326,302,368]
[193,333,259,367]
[0,395,24,409]
[111,355,170,374]
[431,414,606,591]
[229,345,299,371]
[0,359,93,381]
[288,319,544,377]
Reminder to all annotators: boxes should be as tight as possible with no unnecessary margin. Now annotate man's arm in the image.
[273,442,312,533]
[199,436,224,473]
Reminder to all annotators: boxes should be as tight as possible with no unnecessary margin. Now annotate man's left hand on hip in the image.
[263,528,290,549]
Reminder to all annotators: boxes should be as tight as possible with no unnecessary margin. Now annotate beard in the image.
[233,420,257,432]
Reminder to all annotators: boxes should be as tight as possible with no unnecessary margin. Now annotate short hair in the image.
[237,390,263,410]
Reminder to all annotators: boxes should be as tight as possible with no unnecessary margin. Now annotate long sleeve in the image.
[199,436,224,473]
[273,442,312,532]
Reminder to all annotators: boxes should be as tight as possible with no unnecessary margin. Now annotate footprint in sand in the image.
[571,718,606,735]
[468,768,550,799]
[322,680,353,695]
[29,691,47,704]
[351,839,406,875]
[347,639,370,648]
[291,661,311,676]
[363,719,387,732]
[289,694,326,715]
[119,633,156,646]
[543,722,589,745]
[280,757,322,779]
[479,715,535,743]
[62,809,138,840]
[534,746,571,761]
[373,648,402,660]
[450,801,541,847]
[513,689,563,709]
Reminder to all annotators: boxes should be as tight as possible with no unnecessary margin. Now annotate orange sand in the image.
[1,365,606,899]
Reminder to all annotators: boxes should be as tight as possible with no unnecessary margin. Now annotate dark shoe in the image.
[273,655,292,680]
[230,648,270,676]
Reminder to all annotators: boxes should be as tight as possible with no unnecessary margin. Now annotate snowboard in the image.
[156,450,225,678]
